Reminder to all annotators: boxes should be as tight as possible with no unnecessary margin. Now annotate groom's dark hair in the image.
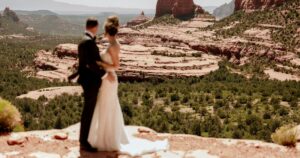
[86,18,99,29]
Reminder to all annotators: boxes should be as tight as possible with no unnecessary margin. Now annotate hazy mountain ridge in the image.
[18,14,83,36]
[0,0,155,15]
[15,10,58,16]
[0,7,149,36]
[213,0,235,19]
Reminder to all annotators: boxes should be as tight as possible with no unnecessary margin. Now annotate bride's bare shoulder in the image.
[109,43,120,53]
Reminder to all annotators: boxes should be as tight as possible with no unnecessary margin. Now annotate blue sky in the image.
[55,0,232,9]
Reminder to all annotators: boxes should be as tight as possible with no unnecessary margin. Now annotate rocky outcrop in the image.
[33,50,77,81]
[126,11,151,27]
[213,0,235,19]
[3,7,19,22]
[155,0,205,19]
[235,0,286,11]
[1,123,300,158]
[54,43,78,58]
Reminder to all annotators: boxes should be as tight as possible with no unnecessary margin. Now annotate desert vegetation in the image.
[271,124,298,147]
[0,98,23,133]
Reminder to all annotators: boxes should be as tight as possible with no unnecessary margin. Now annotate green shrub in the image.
[170,93,180,102]
[0,98,22,133]
[271,124,297,147]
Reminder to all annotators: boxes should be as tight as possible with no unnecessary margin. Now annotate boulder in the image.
[235,0,286,11]
[7,134,26,146]
[53,132,68,140]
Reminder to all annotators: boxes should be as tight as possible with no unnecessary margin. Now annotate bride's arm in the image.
[97,46,120,71]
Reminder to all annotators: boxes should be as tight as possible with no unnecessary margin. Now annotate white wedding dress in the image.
[88,46,169,156]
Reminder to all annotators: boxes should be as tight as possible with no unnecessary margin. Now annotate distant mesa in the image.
[235,0,286,11]
[155,0,205,19]
[126,11,151,27]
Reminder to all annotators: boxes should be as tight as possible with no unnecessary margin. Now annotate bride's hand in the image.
[96,61,103,66]
[106,72,116,83]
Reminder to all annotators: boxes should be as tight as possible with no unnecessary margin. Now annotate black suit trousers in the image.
[79,83,101,146]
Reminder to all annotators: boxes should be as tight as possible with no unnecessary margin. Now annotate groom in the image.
[76,18,114,151]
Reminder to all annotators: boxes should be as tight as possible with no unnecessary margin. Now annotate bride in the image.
[87,16,168,156]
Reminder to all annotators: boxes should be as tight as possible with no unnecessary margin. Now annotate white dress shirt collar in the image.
[85,30,95,38]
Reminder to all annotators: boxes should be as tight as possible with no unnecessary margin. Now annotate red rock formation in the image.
[155,0,204,18]
[172,0,195,18]
[155,0,174,18]
[235,0,286,11]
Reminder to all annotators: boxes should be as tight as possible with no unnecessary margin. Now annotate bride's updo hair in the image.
[104,16,119,36]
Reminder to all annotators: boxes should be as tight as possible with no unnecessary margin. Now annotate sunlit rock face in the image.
[235,0,286,11]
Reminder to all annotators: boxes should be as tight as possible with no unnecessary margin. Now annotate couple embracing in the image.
[70,16,168,156]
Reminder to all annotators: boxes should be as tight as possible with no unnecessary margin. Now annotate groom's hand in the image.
[107,72,116,83]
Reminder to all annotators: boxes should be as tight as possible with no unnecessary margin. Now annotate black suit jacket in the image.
[77,33,105,88]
